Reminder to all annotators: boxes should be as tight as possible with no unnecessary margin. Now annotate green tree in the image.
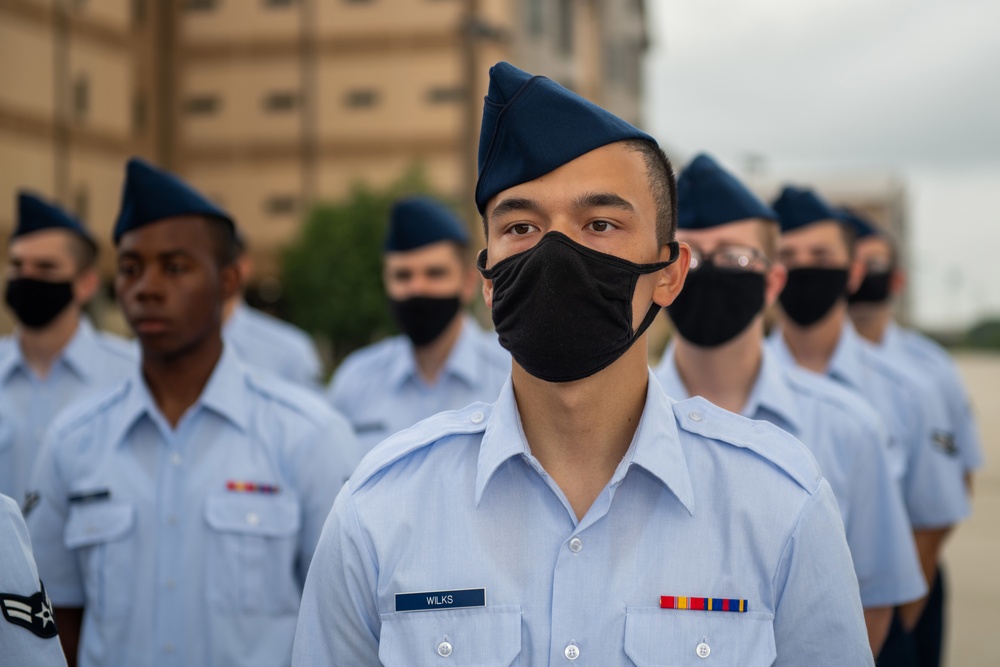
[281,168,439,366]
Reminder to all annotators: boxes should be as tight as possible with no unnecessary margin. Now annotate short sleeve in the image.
[771,480,874,666]
[292,486,381,666]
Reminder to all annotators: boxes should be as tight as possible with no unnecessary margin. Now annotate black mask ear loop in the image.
[626,241,681,340]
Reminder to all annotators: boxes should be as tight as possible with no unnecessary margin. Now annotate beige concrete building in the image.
[1,0,649,294]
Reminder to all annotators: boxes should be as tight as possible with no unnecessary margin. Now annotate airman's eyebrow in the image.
[490,197,542,220]
[574,192,635,212]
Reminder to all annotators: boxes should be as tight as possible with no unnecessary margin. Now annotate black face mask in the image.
[388,295,462,347]
[667,268,765,347]
[4,278,75,329]
[478,232,679,383]
[779,267,849,327]
[848,270,892,304]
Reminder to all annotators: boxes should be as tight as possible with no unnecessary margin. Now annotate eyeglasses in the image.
[688,244,771,273]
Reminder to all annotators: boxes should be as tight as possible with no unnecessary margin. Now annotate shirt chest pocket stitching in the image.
[379,606,521,667]
[63,502,135,621]
[203,494,302,615]
[624,607,776,667]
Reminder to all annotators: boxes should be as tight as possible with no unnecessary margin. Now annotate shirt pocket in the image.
[624,607,776,667]
[379,606,522,667]
[203,494,302,615]
[64,501,135,621]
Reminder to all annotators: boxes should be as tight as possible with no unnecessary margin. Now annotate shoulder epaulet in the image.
[51,377,133,435]
[673,396,821,493]
[244,368,332,425]
[351,402,493,489]
[783,366,882,430]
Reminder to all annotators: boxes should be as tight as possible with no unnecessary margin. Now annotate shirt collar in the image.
[0,318,100,383]
[880,321,902,352]
[824,320,868,389]
[476,370,695,515]
[111,344,252,447]
[386,316,479,389]
[658,343,801,436]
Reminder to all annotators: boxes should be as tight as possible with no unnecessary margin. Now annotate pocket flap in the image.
[624,607,776,667]
[64,502,134,549]
[204,494,300,537]
[379,606,521,666]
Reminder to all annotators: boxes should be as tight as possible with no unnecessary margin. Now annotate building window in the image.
[133,91,147,134]
[132,0,146,25]
[264,0,296,6]
[184,0,217,11]
[344,0,374,4]
[72,74,89,121]
[526,0,543,36]
[74,187,89,224]
[557,0,573,56]
[344,89,379,109]
[184,94,220,115]
[265,195,298,216]
[263,91,299,112]
[426,86,463,104]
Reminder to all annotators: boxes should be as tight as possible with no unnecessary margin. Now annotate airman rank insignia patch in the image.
[1,583,58,638]
[226,480,280,494]
[931,431,959,456]
[660,596,747,612]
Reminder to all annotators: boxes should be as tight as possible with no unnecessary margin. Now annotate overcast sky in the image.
[643,0,1000,329]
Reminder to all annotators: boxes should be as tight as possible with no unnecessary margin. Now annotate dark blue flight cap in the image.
[13,192,96,250]
[835,208,878,240]
[384,196,469,252]
[113,157,234,244]
[475,61,656,214]
[677,154,777,230]
[771,186,840,233]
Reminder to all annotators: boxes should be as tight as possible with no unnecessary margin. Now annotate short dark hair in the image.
[64,235,98,273]
[622,139,677,247]
[203,217,240,267]
[479,139,678,246]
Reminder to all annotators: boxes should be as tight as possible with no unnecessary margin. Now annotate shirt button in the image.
[689,411,704,422]
[245,512,260,526]
[564,643,580,661]
[437,641,453,657]
[568,537,583,553]
[696,641,711,658]
[167,515,178,526]
[166,580,176,589]
[170,453,182,466]
[164,643,175,654]
[470,411,485,424]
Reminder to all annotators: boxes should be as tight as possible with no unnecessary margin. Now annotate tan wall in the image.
[316,49,463,143]
[69,38,132,137]
[0,131,57,235]
[182,0,300,42]
[181,55,302,145]
[73,0,131,31]
[0,18,56,118]
[315,0,462,38]
[66,149,128,247]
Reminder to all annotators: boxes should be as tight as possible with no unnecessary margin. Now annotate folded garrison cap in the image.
[475,61,655,214]
[114,158,234,244]
[677,154,777,230]
[772,186,839,233]
[384,196,469,252]
[835,208,878,240]
[13,192,96,249]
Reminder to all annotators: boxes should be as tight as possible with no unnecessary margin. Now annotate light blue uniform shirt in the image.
[327,316,510,453]
[294,373,872,666]
[26,346,363,667]
[224,301,322,388]
[0,494,68,667]
[0,319,135,505]
[769,322,970,529]
[877,322,983,473]
[654,345,925,609]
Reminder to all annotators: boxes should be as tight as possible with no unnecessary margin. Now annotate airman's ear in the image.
[652,243,691,308]
[764,262,787,308]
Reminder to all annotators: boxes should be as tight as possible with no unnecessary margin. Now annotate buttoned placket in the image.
[152,411,189,666]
